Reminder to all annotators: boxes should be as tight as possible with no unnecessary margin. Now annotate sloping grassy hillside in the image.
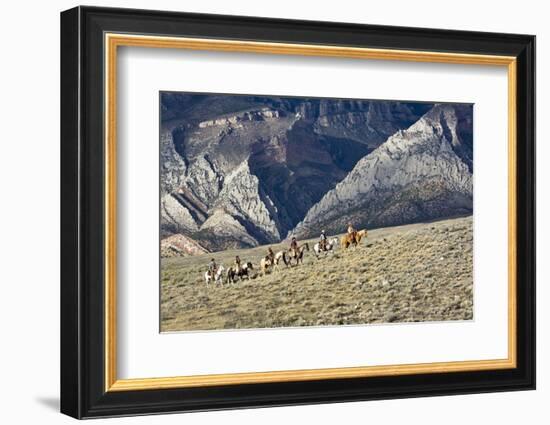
[161,216,473,332]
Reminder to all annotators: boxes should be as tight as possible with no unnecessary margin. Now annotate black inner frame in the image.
[60,6,535,419]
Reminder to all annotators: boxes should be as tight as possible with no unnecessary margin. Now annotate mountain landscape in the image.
[160,93,473,254]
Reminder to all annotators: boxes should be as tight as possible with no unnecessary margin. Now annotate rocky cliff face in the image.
[160,233,209,258]
[291,104,473,238]
[160,93,431,253]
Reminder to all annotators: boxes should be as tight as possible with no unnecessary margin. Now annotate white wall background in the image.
[0,0,545,423]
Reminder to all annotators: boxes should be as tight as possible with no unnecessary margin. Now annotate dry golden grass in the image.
[161,216,473,332]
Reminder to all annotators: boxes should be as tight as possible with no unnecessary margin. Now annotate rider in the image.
[208,258,217,278]
[347,222,357,243]
[319,229,327,251]
[289,237,299,258]
[234,255,242,274]
[266,247,275,264]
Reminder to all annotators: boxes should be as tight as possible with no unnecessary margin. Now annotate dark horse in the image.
[226,261,254,283]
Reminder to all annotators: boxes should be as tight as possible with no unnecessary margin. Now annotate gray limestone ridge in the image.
[291,103,473,239]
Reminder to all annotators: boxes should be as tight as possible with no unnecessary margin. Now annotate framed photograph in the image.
[60,6,535,419]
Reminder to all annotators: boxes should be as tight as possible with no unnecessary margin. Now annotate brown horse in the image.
[288,242,309,266]
[340,229,367,249]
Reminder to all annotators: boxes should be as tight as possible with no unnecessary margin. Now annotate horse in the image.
[340,229,368,249]
[259,256,273,276]
[226,262,254,283]
[204,265,225,285]
[274,251,288,269]
[288,242,309,266]
[314,237,339,257]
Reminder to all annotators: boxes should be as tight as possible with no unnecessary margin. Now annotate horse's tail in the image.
[282,252,288,266]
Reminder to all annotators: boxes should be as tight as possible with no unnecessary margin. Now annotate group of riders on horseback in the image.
[204,223,365,285]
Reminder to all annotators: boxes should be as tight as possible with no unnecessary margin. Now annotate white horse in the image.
[274,251,288,269]
[314,237,338,257]
[260,257,273,276]
[259,251,287,277]
[204,265,225,285]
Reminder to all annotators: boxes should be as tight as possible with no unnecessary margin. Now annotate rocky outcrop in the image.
[160,233,209,258]
[213,161,281,242]
[161,194,200,237]
[196,209,259,251]
[198,108,283,128]
[292,104,473,238]
[313,101,430,148]
[160,130,187,195]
